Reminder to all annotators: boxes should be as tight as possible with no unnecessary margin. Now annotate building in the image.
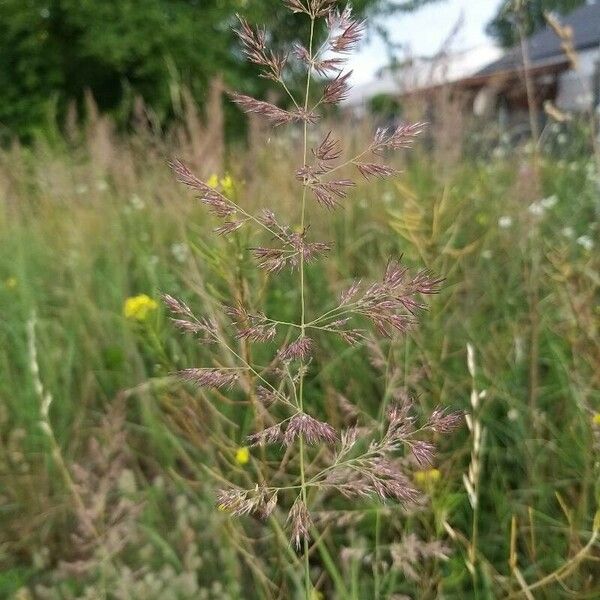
[346,2,600,127]
[461,1,600,122]
[345,43,502,115]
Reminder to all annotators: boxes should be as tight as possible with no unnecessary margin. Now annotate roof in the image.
[476,1,600,77]
[345,43,502,106]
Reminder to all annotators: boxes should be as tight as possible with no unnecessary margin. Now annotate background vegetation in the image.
[1,0,599,598]
[0,100,598,598]
[0,0,441,140]
[486,0,588,47]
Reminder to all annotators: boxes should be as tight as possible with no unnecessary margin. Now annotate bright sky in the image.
[348,0,506,84]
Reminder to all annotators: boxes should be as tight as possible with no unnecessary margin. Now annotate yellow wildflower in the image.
[592,413,600,427]
[220,174,235,197]
[5,276,17,289]
[123,294,158,321]
[414,468,441,486]
[206,173,236,197]
[235,446,250,466]
[206,173,219,188]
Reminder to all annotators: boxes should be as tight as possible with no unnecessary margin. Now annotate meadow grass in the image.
[0,118,599,598]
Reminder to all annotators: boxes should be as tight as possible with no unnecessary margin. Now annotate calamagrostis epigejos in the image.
[165,0,461,594]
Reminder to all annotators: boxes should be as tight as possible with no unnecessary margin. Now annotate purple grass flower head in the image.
[355,162,399,179]
[164,1,461,583]
[216,488,254,516]
[314,132,343,162]
[162,294,193,317]
[373,122,428,154]
[283,413,338,446]
[235,16,287,81]
[230,93,315,126]
[178,368,238,389]
[256,386,278,407]
[247,423,284,447]
[327,7,365,54]
[227,305,277,342]
[410,441,436,468]
[288,498,312,549]
[278,336,313,361]
[214,219,246,236]
[169,159,237,218]
[323,71,353,104]
[217,486,278,519]
[429,407,464,433]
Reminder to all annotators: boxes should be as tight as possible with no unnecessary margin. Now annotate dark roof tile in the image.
[477,2,600,76]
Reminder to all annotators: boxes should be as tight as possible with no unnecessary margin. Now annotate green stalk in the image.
[298,13,315,599]
[374,508,381,599]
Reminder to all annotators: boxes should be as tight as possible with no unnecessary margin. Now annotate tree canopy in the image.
[486,0,588,48]
[0,0,441,140]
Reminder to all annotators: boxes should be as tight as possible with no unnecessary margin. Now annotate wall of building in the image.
[556,46,600,111]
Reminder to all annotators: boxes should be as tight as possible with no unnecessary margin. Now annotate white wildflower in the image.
[561,226,574,238]
[118,469,137,494]
[382,191,394,205]
[171,242,190,264]
[528,201,544,216]
[507,409,519,422]
[576,235,594,251]
[130,194,145,210]
[540,195,558,209]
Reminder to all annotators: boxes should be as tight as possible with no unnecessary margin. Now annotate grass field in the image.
[0,115,599,599]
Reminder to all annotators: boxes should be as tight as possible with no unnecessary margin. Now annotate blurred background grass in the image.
[0,104,598,598]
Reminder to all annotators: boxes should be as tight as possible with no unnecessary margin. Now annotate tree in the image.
[0,0,439,140]
[486,0,587,48]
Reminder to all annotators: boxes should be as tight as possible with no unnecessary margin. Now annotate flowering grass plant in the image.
[1,63,599,596]
[164,1,461,595]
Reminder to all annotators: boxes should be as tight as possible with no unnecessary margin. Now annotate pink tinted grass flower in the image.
[164,1,461,594]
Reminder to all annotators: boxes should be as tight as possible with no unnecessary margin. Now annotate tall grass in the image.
[0,95,599,597]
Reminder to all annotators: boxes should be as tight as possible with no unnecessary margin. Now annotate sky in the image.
[348,0,505,84]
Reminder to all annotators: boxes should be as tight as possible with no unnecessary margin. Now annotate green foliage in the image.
[367,93,403,119]
[0,0,234,139]
[0,119,599,597]
[486,0,587,48]
[0,0,419,141]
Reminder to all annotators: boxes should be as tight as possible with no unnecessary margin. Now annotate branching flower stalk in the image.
[27,313,115,597]
[298,12,316,590]
[463,343,487,587]
[165,1,461,596]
